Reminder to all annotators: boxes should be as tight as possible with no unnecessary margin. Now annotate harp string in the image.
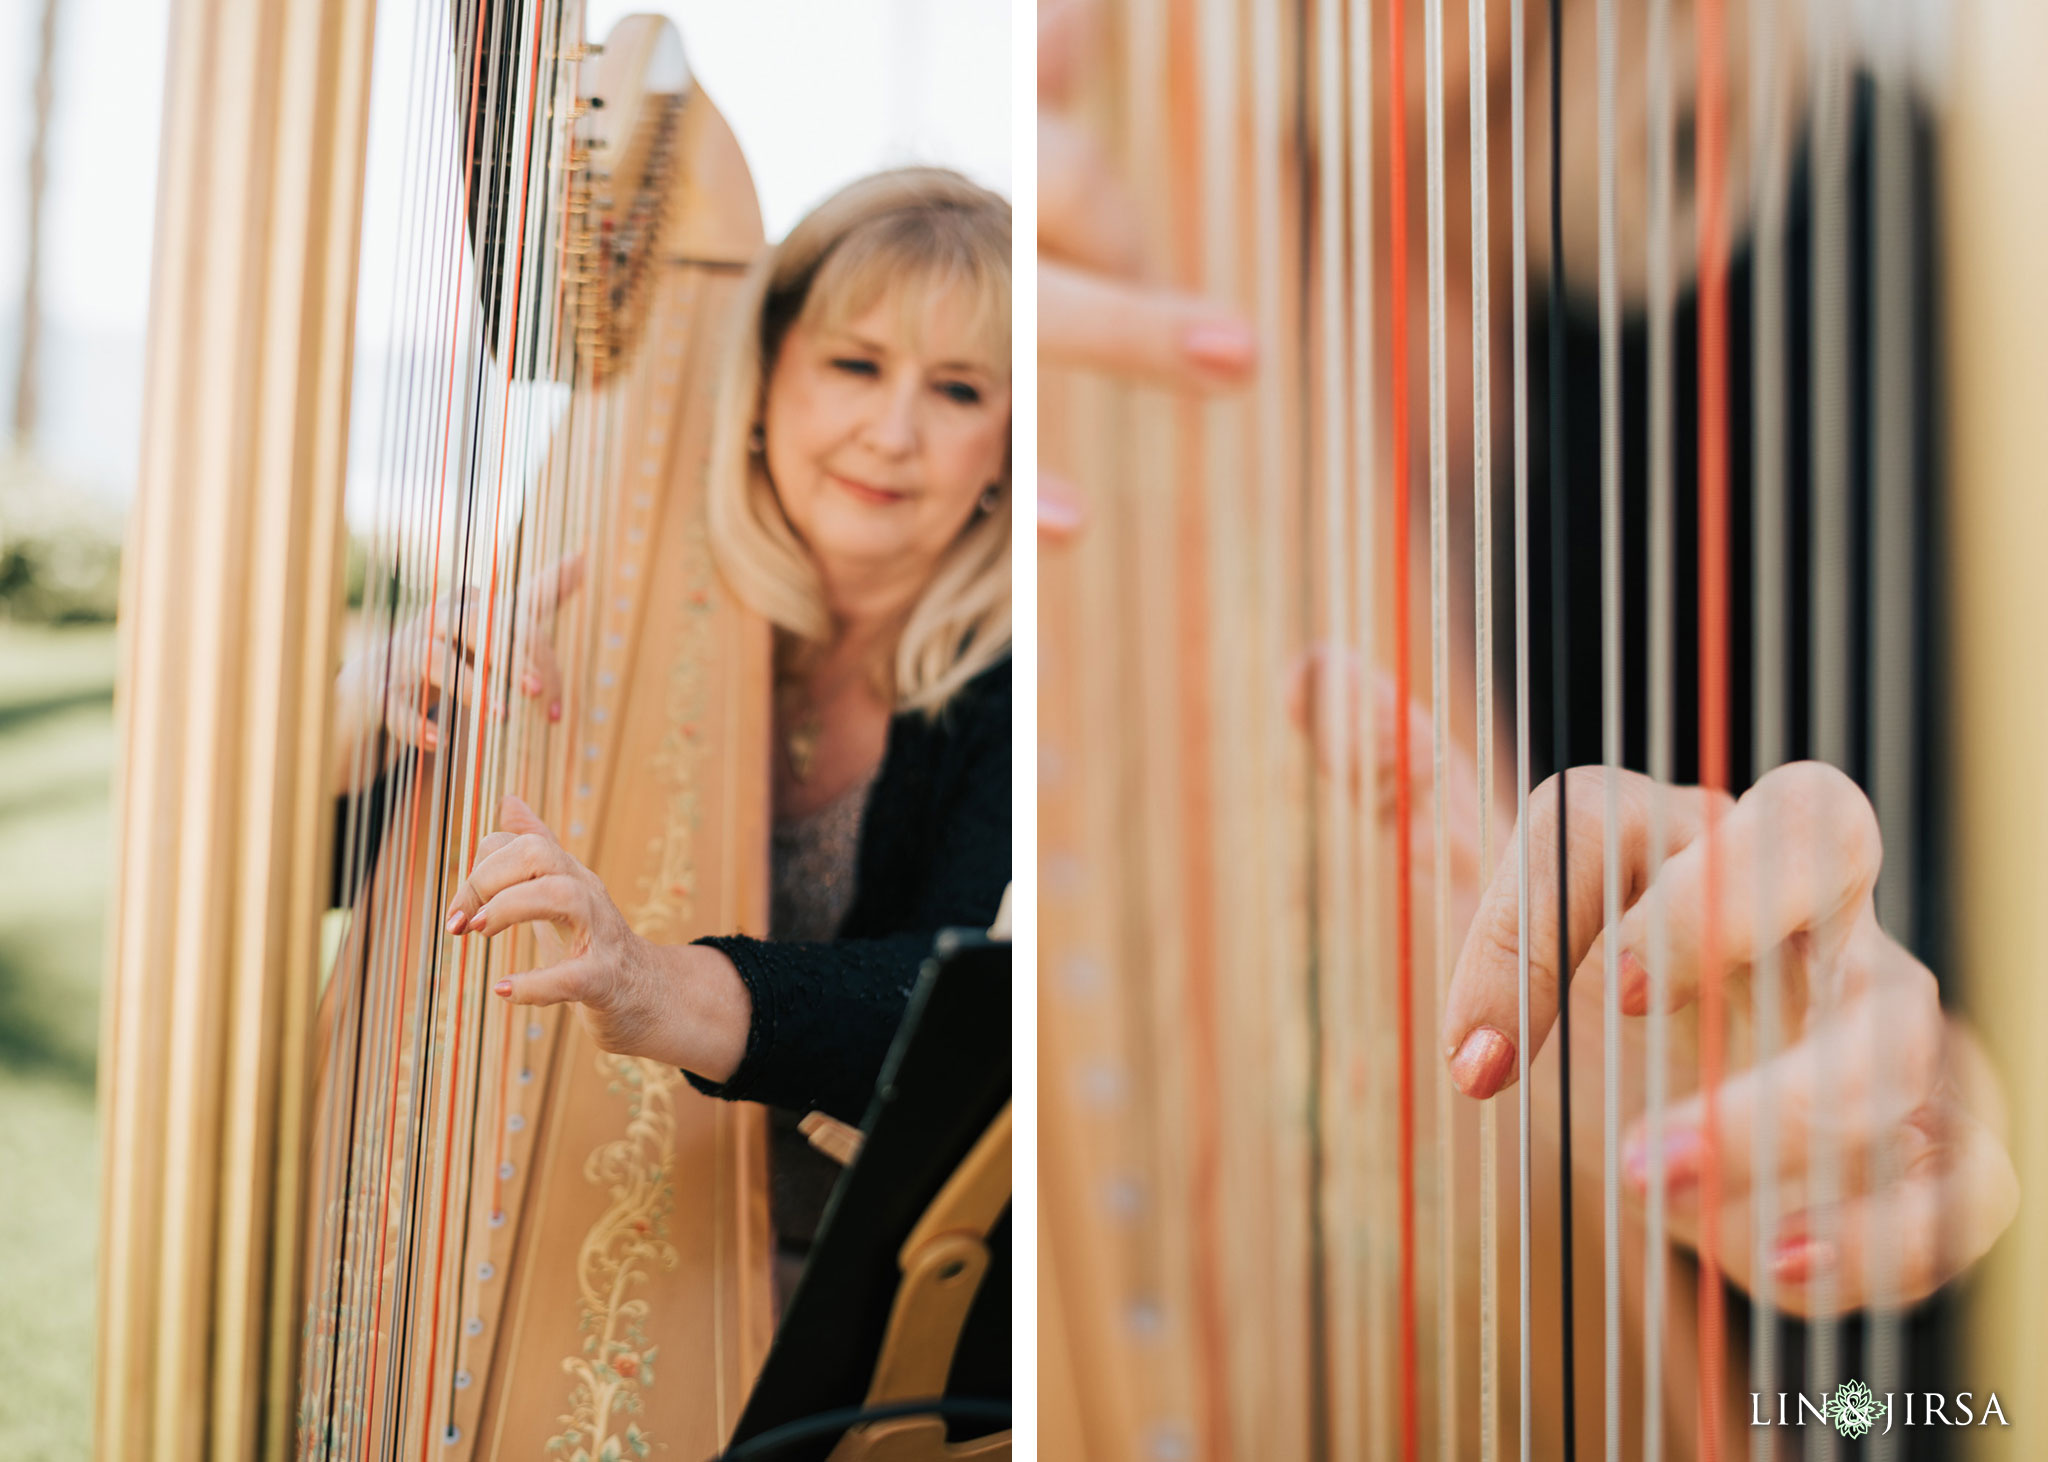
[1595,2,1624,1459]
[1420,0,1457,1451]
[1346,2,1385,1453]
[1507,0,1532,1456]
[1746,0,1787,1450]
[1806,0,1852,1439]
[329,0,482,1443]
[1311,0,1358,1450]
[1543,0,1576,1455]
[1382,0,1419,1452]
[1643,0,1674,1454]
[1465,1,1499,1457]
[1693,0,1731,1453]
[1867,20,1917,1451]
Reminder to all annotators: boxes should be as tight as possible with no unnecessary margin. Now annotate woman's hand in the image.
[331,554,584,795]
[1441,762,2019,1317]
[444,793,751,1082]
[1037,0,1257,541]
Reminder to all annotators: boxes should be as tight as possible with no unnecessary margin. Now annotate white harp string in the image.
[1868,19,1918,1454]
[1643,0,1675,1452]
[1747,0,1788,1450]
[1422,0,1457,1454]
[1809,0,1851,1432]
[1595,0,1624,1456]
[1467,0,1499,1454]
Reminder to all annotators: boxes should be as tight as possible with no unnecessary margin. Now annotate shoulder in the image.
[895,655,1011,745]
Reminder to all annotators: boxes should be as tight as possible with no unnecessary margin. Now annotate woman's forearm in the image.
[632,939,753,1083]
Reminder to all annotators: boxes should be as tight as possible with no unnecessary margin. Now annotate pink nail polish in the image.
[522,671,543,696]
[1623,1125,1701,1190]
[445,910,464,935]
[1448,1027,1516,1099]
[1181,320,1257,374]
[1038,494,1084,535]
[1772,1236,1838,1283]
[548,700,562,722]
[1618,949,1650,1012]
[494,980,512,998]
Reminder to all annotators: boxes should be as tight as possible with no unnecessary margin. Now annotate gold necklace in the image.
[785,703,823,783]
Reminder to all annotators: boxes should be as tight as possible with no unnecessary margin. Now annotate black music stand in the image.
[714,930,1012,1462]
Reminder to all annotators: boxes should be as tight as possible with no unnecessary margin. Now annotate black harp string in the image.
[1545,0,1576,1458]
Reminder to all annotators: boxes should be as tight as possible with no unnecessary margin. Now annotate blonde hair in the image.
[707,167,1011,714]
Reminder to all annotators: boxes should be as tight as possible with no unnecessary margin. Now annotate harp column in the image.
[95,0,376,1456]
[1948,0,2048,1451]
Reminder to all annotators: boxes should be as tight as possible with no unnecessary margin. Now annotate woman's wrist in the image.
[634,938,753,1084]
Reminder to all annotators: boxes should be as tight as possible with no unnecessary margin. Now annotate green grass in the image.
[0,621,117,1460]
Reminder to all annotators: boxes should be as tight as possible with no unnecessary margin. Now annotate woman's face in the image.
[761,280,1011,604]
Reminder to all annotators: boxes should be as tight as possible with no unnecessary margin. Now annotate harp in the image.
[94,2,775,1457]
[1041,1,2044,1458]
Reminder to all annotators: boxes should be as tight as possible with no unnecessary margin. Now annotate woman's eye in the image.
[938,380,982,406]
[830,357,879,377]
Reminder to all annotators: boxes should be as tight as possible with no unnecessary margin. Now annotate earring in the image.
[748,424,765,455]
[978,484,1002,514]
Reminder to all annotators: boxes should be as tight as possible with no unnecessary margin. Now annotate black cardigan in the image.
[687,657,1011,1123]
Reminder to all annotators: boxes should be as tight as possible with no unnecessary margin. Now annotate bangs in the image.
[796,209,1010,373]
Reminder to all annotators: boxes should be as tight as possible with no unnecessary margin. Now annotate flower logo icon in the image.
[1825,1380,1880,1440]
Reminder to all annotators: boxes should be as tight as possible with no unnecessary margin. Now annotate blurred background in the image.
[0,2,1008,1454]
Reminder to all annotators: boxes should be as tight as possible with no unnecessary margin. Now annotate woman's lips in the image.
[829,473,911,507]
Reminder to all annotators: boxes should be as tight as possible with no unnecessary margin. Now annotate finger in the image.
[493,954,600,1008]
[1041,261,1257,391]
[445,830,563,928]
[1770,1110,2018,1317]
[499,792,557,842]
[465,873,587,939]
[1038,470,1086,542]
[1443,769,1720,1098]
[1600,760,1881,1017]
[1038,0,1097,101]
[525,551,587,619]
[1624,969,1943,1208]
[522,637,564,722]
[1039,115,1142,275]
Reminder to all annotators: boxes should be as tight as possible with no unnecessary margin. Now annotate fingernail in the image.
[522,672,543,696]
[1772,1236,1838,1284]
[1618,949,1650,1013]
[1625,1124,1703,1191]
[1448,1027,1516,1099]
[423,724,439,748]
[1038,492,1084,536]
[548,699,562,722]
[1180,320,1257,375]
[445,909,464,935]
[465,910,488,933]
[494,980,512,998]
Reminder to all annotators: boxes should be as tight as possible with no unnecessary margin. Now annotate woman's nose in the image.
[861,379,920,457]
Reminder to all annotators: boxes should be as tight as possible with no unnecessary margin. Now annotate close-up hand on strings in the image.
[1040,0,2035,1457]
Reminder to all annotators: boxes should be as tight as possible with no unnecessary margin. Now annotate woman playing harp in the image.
[348,167,1014,1305]
[1037,0,2018,1455]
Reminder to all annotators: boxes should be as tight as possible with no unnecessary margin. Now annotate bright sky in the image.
[0,0,1010,496]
